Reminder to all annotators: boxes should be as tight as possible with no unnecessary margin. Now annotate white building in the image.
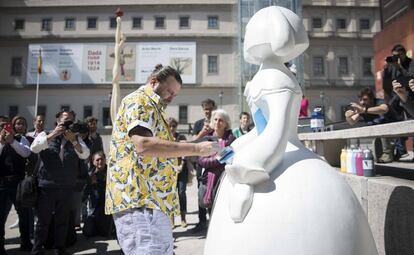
[0,0,381,131]
[302,0,380,122]
[0,0,239,130]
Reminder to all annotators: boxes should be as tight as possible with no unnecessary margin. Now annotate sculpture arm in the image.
[227,90,293,185]
[230,128,258,153]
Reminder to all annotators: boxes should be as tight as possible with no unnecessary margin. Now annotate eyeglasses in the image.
[170,125,177,128]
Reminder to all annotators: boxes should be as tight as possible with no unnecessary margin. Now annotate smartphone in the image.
[3,123,13,133]
[216,146,235,164]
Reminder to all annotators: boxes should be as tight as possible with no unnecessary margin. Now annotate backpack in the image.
[16,153,41,208]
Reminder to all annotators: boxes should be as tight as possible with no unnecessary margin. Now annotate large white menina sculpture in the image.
[204,6,378,255]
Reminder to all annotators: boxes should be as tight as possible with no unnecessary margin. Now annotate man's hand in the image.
[0,130,6,145]
[392,79,408,103]
[196,141,220,157]
[409,79,414,93]
[63,130,77,143]
[350,102,365,114]
[345,109,357,118]
[49,124,66,140]
[4,129,14,144]
[199,122,211,136]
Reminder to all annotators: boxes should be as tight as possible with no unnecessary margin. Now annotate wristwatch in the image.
[364,107,368,114]
[72,140,79,146]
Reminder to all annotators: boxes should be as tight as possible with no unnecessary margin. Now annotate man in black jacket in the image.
[0,117,32,254]
[30,111,90,255]
[191,99,216,233]
[383,44,414,160]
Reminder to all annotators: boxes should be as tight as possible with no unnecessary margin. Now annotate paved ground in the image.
[4,179,206,255]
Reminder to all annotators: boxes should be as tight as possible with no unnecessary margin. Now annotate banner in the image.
[137,42,196,84]
[27,42,196,84]
[27,44,83,84]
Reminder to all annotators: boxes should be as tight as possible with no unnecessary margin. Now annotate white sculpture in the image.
[204,6,378,255]
[110,9,125,124]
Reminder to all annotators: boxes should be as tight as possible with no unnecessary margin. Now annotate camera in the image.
[61,120,84,133]
[385,55,399,63]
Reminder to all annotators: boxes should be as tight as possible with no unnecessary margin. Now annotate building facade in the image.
[0,0,239,130]
[0,0,381,131]
[302,0,380,122]
[239,0,380,123]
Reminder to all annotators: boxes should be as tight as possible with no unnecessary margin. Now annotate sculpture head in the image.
[244,6,309,65]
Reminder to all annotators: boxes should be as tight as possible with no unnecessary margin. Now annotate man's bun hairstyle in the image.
[150,64,182,85]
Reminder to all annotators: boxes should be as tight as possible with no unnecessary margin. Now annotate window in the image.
[102,107,111,126]
[9,106,18,119]
[41,18,52,31]
[110,17,117,29]
[179,16,190,28]
[132,17,142,29]
[179,105,188,124]
[312,56,324,76]
[362,57,372,76]
[359,19,370,30]
[208,56,218,74]
[37,105,47,117]
[208,16,219,29]
[338,57,349,75]
[312,18,322,29]
[65,18,76,30]
[155,16,165,28]
[87,17,98,29]
[60,105,71,111]
[336,18,346,30]
[83,105,93,119]
[14,19,25,30]
[11,57,22,76]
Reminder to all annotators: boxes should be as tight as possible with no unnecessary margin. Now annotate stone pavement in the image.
[4,179,206,255]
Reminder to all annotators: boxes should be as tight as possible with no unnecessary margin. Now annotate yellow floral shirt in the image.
[105,86,179,217]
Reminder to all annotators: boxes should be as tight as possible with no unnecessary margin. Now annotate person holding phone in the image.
[344,87,396,163]
[0,116,32,253]
[382,44,414,160]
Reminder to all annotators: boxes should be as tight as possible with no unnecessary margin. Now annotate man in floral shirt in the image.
[106,64,217,255]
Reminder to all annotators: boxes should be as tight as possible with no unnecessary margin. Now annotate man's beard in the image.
[160,99,169,108]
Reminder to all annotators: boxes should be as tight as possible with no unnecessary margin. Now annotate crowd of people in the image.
[0,112,112,255]
[0,82,253,255]
[2,46,412,254]
[345,44,414,163]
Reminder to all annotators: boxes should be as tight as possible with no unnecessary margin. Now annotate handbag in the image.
[16,153,41,208]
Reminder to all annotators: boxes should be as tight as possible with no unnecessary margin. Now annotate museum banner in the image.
[26,42,196,85]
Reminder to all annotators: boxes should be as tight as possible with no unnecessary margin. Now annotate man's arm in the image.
[345,110,361,126]
[366,103,389,115]
[129,126,216,158]
[10,136,31,158]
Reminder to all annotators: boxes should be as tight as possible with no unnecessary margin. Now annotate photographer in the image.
[382,44,414,159]
[345,88,395,163]
[30,110,89,255]
[392,73,414,118]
